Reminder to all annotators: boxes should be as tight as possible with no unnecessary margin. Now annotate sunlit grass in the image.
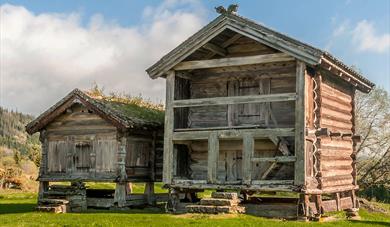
[0,190,389,227]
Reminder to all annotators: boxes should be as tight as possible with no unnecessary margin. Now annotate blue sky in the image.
[0,0,389,114]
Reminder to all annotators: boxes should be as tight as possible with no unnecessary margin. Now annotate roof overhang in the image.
[26,89,129,134]
[146,13,375,93]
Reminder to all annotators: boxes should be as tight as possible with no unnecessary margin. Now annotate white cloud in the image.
[328,19,389,54]
[352,20,390,53]
[0,1,206,115]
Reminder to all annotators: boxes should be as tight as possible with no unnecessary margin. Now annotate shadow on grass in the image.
[350,220,390,227]
[0,202,167,215]
[0,203,36,214]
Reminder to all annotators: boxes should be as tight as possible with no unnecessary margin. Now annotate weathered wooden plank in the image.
[170,183,296,192]
[173,128,295,141]
[173,93,296,108]
[251,156,296,163]
[250,180,294,185]
[163,70,175,184]
[242,133,254,184]
[174,53,294,70]
[203,43,227,56]
[294,60,306,186]
[207,132,219,184]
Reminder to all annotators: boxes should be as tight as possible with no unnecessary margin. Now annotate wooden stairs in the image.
[186,192,245,214]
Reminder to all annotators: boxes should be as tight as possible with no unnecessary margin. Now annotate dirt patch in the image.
[359,198,389,214]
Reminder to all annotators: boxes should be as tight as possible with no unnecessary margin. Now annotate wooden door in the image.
[217,145,242,183]
[227,78,271,127]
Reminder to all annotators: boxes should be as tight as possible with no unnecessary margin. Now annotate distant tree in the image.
[13,150,21,165]
[355,87,390,191]
[28,144,41,167]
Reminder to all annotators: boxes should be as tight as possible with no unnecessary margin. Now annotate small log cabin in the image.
[26,89,164,211]
[146,8,375,219]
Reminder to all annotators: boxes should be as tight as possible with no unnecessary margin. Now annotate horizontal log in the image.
[304,185,359,194]
[173,128,295,141]
[251,180,294,185]
[251,156,296,163]
[174,53,295,70]
[173,93,296,108]
[190,139,276,152]
[170,183,297,192]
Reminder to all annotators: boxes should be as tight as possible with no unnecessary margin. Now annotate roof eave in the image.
[25,89,130,134]
[320,54,375,93]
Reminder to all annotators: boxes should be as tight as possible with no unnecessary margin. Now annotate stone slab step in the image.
[211,192,238,200]
[36,204,67,213]
[200,198,238,206]
[39,199,69,205]
[186,205,235,214]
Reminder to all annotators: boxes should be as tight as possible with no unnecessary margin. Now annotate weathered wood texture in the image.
[317,74,355,190]
[46,104,118,177]
[319,73,354,133]
[182,61,296,129]
[43,102,163,182]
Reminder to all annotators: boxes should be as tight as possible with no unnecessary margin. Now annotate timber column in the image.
[294,61,309,219]
[38,130,49,201]
[114,135,127,207]
[163,70,175,185]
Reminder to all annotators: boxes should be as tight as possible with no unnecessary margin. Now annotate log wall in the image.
[43,103,163,182]
[46,103,118,177]
[318,73,355,190]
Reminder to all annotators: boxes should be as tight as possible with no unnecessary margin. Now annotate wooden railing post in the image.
[242,133,254,185]
[294,60,306,186]
[163,70,175,185]
[207,132,219,184]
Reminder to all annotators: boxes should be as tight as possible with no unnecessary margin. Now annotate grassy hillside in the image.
[0,107,41,190]
[0,191,389,227]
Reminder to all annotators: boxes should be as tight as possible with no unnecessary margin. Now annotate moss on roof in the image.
[97,99,164,127]
[85,89,164,128]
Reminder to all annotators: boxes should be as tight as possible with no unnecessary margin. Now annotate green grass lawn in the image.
[0,187,389,227]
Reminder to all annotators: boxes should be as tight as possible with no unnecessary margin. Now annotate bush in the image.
[359,184,390,203]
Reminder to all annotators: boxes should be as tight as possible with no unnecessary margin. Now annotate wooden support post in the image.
[207,132,219,184]
[163,70,175,185]
[117,136,127,182]
[335,192,341,211]
[298,193,310,220]
[315,194,323,215]
[242,133,254,185]
[294,60,306,187]
[351,189,358,208]
[38,181,49,202]
[114,182,127,207]
[144,182,156,206]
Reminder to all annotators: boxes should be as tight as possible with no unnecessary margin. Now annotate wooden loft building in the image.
[26,89,164,211]
[146,8,375,218]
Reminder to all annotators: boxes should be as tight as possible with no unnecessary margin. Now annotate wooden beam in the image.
[242,133,254,185]
[205,33,242,59]
[203,43,227,56]
[251,156,297,163]
[162,70,175,185]
[221,33,242,48]
[171,184,296,192]
[251,180,294,185]
[173,128,295,141]
[174,53,294,71]
[207,132,219,184]
[294,61,306,186]
[173,93,296,108]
